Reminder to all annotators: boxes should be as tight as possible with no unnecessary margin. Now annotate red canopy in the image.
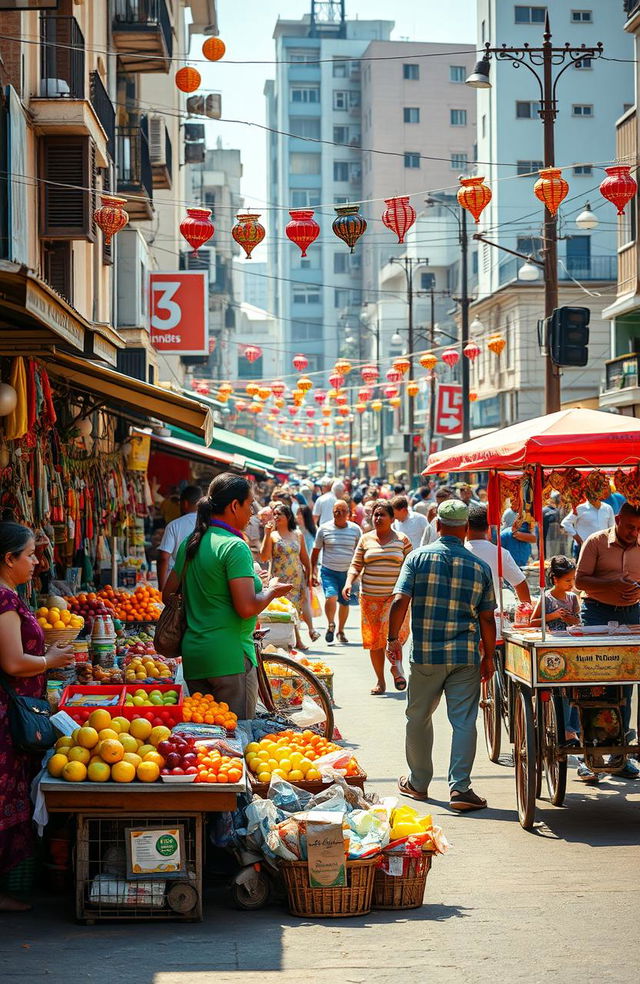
[425,408,640,474]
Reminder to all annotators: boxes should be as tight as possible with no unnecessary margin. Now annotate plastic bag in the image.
[293,695,327,727]
[310,587,322,618]
[267,776,314,813]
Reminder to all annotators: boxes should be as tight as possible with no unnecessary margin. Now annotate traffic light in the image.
[548,306,590,367]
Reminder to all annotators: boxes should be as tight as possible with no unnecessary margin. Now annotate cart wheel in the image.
[513,684,537,830]
[231,869,270,910]
[481,670,502,763]
[540,693,567,806]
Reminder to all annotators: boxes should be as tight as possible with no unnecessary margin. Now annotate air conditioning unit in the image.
[148,115,166,166]
[185,122,205,142]
[186,94,221,119]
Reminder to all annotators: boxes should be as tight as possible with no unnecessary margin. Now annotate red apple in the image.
[170,767,184,775]
[182,753,197,768]
[157,740,173,757]
[166,753,181,769]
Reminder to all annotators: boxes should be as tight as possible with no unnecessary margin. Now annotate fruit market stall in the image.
[425,408,640,830]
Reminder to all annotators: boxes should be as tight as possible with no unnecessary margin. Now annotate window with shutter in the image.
[42,240,73,303]
[40,135,94,240]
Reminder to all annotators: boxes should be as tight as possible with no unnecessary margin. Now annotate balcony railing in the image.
[624,1,640,19]
[498,254,618,286]
[112,0,173,74]
[116,118,153,220]
[40,14,84,99]
[90,71,115,160]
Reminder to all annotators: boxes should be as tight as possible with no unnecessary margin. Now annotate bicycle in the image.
[253,629,334,739]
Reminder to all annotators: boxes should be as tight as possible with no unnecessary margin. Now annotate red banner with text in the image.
[150,271,208,354]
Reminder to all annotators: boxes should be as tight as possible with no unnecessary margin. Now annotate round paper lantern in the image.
[534,167,569,217]
[297,376,313,393]
[202,37,226,61]
[292,353,309,372]
[332,205,367,253]
[219,381,233,394]
[361,363,379,384]
[326,389,339,402]
[355,402,367,414]
[195,382,209,395]
[314,389,327,405]
[469,391,478,403]
[334,359,352,376]
[338,405,350,417]
[275,397,285,409]
[305,407,315,418]
[386,368,402,384]
[245,381,259,397]
[371,399,383,412]
[285,209,320,257]
[328,372,343,390]
[600,165,638,215]
[232,212,265,260]
[94,194,129,245]
[257,386,271,401]
[216,390,229,403]
[287,406,298,417]
[271,379,286,398]
[335,392,348,406]
[457,176,492,224]
[292,389,304,404]
[321,419,331,428]
[442,348,460,368]
[389,396,401,408]
[463,341,481,361]
[234,399,248,412]
[248,402,263,415]
[487,334,506,356]
[175,66,201,93]
[407,380,420,397]
[381,196,416,244]
[0,383,18,418]
[321,406,332,417]
[244,344,262,363]
[383,385,399,399]
[180,207,214,256]
[358,386,372,402]
[392,357,411,376]
[419,351,438,371]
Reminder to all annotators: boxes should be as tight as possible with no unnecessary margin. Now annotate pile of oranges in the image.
[193,748,244,784]
[98,585,163,622]
[244,729,362,784]
[183,693,238,731]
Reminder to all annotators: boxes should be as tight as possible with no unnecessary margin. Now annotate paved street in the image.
[2,626,639,984]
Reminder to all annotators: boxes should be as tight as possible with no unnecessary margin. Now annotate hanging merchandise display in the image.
[381,196,416,244]
[0,382,17,416]
[244,345,262,363]
[232,213,265,259]
[332,205,367,253]
[419,352,438,371]
[487,334,506,356]
[457,176,492,224]
[94,195,129,245]
[534,167,569,217]
[175,66,201,92]
[285,209,320,257]
[292,353,309,372]
[599,165,638,215]
[180,207,214,256]
[202,37,226,61]
[442,349,460,368]
[463,341,481,361]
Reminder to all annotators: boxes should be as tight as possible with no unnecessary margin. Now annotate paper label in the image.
[385,856,404,877]
[127,827,185,877]
[306,819,346,889]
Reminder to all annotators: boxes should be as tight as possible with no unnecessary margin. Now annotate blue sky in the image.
[192,0,477,207]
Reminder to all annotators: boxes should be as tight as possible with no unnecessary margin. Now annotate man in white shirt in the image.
[561,494,615,558]
[465,503,531,605]
[392,495,429,550]
[313,478,344,527]
[156,484,202,588]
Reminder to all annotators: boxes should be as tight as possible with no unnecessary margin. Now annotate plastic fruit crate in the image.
[58,685,125,724]
[122,683,184,727]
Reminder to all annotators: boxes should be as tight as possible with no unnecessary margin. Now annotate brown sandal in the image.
[398,776,429,801]
[450,789,487,811]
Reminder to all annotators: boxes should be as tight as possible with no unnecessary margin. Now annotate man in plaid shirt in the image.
[387,499,496,811]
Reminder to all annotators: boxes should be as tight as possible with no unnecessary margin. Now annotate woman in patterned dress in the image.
[260,504,319,649]
[0,523,75,911]
[343,501,412,695]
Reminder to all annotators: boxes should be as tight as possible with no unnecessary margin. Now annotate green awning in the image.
[170,424,281,467]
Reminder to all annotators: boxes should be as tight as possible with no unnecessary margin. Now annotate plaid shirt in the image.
[394,535,495,665]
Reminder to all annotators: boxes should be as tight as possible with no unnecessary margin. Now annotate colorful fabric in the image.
[394,535,495,666]
[269,534,306,616]
[360,593,410,651]
[348,530,412,597]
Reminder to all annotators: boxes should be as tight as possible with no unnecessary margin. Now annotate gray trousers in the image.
[186,655,258,721]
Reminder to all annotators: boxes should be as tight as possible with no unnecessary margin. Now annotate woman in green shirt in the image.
[162,474,292,719]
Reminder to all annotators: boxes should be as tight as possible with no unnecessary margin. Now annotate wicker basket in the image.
[372,852,433,910]
[279,856,378,918]
[250,770,366,798]
[43,625,83,647]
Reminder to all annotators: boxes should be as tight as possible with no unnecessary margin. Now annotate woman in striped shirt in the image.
[344,501,412,695]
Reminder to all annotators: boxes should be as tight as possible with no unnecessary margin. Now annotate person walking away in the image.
[575,503,640,780]
[392,495,429,551]
[420,486,456,546]
[260,503,319,649]
[387,500,496,811]
[311,500,361,645]
[412,487,432,516]
[500,514,537,569]
[465,503,531,606]
[296,505,317,555]
[163,475,292,719]
[312,478,342,527]
[343,502,412,694]
[156,485,202,589]
[561,493,615,560]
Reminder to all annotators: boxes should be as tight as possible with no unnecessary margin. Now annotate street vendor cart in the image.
[426,408,640,829]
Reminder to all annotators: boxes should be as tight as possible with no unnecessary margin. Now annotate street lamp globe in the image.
[465,56,492,89]
[470,316,484,334]
[391,331,402,345]
[576,202,599,231]
[518,257,540,281]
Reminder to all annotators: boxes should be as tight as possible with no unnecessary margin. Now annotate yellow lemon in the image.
[137,744,155,758]
[123,752,142,768]
[129,718,152,742]
[305,768,321,781]
[55,736,74,750]
[245,742,260,755]
[76,726,100,750]
[47,753,69,777]
[87,761,111,783]
[62,761,87,782]
[111,760,136,783]
[88,709,113,732]
[299,758,313,775]
[110,716,131,734]
[97,728,119,743]
[99,739,124,764]
[288,769,304,782]
[278,758,292,773]
[257,771,272,783]
[68,745,91,765]
[118,733,139,754]
[137,761,160,783]
[149,725,171,747]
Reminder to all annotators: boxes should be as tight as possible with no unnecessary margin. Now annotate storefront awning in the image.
[140,429,271,477]
[42,351,210,437]
[169,424,281,466]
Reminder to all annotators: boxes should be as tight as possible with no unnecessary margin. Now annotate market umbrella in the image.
[424,408,640,473]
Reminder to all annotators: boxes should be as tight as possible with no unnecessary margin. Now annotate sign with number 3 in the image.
[149,271,208,354]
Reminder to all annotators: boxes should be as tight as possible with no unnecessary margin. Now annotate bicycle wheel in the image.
[481,670,502,763]
[260,653,334,739]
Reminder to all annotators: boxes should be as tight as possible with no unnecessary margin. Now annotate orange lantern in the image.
[338,405,350,417]
[94,194,128,245]
[487,334,506,356]
[534,167,569,216]
[292,389,304,405]
[175,66,201,93]
[407,380,420,397]
[469,391,478,403]
[321,419,331,428]
[327,388,339,402]
[392,356,411,376]
[245,382,259,397]
[297,375,313,393]
[257,386,271,401]
[389,396,401,408]
[457,176,492,224]
[275,397,285,409]
[335,392,348,406]
[216,389,229,403]
[371,399,383,412]
[321,405,332,417]
[248,401,263,414]
[334,359,352,376]
[355,402,367,413]
[202,37,226,61]
[419,351,438,371]
[219,381,233,394]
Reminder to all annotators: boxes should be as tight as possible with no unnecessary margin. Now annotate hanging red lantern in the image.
[196,382,210,395]
[292,353,309,372]
[285,209,320,257]
[361,363,379,384]
[305,407,315,418]
[487,334,506,356]
[358,386,372,402]
[334,359,352,376]
[386,368,402,384]
[469,391,478,403]
[389,396,402,409]
[355,402,367,414]
[297,375,313,393]
[232,212,265,260]
[244,344,262,363]
[202,37,226,61]
[534,167,569,217]
[287,405,298,417]
[271,379,286,398]
[442,348,459,368]
[381,195,416,244]
[180,207,214,256]
[175,66,201,93]
[332,204,367,253]
[407,380,420,397]
[392,357,411,376]
[314,389,327,405]
[326,372,341,391]
[336,392,348,406]
[384,385,399,399]
[463,341,481,361]
[234,399,248,412]
[94,194,129,245]
[371,399,383,412]
[457,176,492,224]
[419,351,438,371]
[600,165,638,215]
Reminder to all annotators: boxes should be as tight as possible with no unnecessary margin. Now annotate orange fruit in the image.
[87,761,111,783]
[99,739,124,764]
[111,760,136,783]
[143,751,165,768]
[62,761,87,782]
[68,745,91,765]
[47,753,69,777]
[137,761,160,783]
[76,727,100,749]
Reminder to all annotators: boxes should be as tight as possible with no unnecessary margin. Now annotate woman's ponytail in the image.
[186,496,213,560]
[184,473,251,560]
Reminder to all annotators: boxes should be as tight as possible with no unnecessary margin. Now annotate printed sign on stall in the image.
[149,272,208,354]
[434,384,462,437]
